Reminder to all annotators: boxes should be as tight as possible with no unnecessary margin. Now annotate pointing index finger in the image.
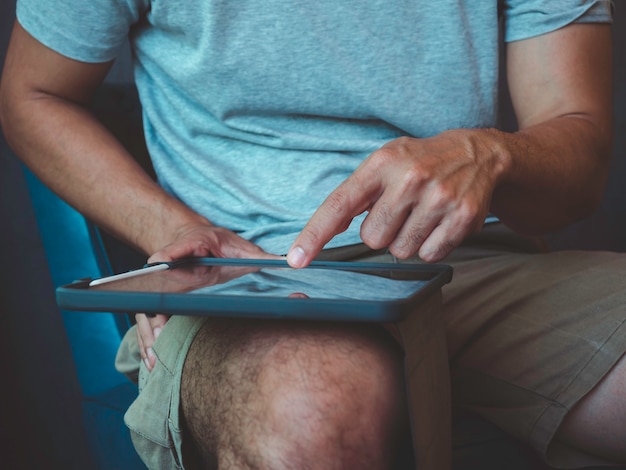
[287,176,375,268]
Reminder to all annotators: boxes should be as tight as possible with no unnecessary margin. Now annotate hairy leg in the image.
[181,319,408,470]
[555,353,626,463]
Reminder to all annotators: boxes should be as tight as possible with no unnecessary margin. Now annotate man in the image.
[1,1,624,469]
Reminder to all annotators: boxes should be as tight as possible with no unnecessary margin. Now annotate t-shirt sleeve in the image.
[503,0,613,43]
[16,0,149,63]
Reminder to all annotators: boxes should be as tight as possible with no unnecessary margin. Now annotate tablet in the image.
[56,258,453,322]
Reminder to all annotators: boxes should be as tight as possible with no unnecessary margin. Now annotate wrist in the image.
[475,128,513,186]
[441,127,514,185]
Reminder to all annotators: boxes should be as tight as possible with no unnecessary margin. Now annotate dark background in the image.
[1,2,624,468]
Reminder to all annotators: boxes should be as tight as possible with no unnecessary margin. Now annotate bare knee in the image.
[555,353,626,464]
[182,321,407,470]
[250,332,406,468]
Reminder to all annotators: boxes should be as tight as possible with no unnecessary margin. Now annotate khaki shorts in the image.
[116,224,626,469]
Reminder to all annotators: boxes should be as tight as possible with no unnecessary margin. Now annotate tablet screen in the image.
[87,259,432,302]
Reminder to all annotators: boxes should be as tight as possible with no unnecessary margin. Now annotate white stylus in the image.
[88,262,170,287]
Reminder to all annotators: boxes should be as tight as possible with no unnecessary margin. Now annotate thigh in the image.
[441,244,626,465]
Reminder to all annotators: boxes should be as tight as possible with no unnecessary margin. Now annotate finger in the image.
[134,318,145,360]
[220,240,282,260]
[148,313,169,341]
[147,243,193,264]
[359,190,414,250]
[248,249,283,261]
[288,292,310,299]
[135,313,157,371]
[287,179,376,268]
[417,215,475,262]
[388,209,442,259]
[147,233,218,263]
[134,315,149,369]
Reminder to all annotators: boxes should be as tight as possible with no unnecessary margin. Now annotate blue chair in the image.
[22,165,145,470]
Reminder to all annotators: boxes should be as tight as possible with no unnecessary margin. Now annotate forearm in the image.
[490,23,613,236]
[489,114,611,235]
[1,94,210,255]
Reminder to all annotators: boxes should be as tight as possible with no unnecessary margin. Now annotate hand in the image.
[136,222,279,371]
[287,130,508,267]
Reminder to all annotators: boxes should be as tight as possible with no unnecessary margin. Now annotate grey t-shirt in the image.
[17,0,613,254]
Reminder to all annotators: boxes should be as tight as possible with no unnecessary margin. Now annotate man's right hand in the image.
[135,222,279,371]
